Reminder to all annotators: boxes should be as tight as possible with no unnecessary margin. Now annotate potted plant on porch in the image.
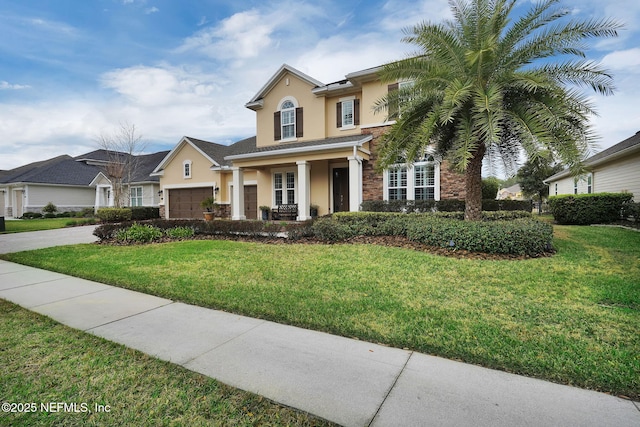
[259,206,271,221]
[200,196,218,221]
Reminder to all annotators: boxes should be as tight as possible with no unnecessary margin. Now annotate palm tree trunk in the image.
[464,144,486,221]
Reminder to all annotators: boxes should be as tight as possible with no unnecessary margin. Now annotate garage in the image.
[168,187,213,219]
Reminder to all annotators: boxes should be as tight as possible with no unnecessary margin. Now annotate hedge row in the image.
[548,193,634,225]
[94,219,313,242]
[360,199,532,213]
[96,207,160,223]
[310,212,551,256]
[93,212,552,256]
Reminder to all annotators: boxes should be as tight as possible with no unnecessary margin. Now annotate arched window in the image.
[281,100,295,139]
[183,160,192,179]
[274,97,302,141]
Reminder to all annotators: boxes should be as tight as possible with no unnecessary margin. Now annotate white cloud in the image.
[0,81,30,90]
[145,7,159,14]
[601,48,640,70]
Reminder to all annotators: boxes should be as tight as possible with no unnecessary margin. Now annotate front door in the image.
[332,168,350,213]
[244,185,257,219]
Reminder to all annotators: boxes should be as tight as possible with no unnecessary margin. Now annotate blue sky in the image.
[1,0,639,171]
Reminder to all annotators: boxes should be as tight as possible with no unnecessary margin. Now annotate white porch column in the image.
[231,167,246,220]
[296,161,311,221]
[94,186,101,212]
[348,155,362,212]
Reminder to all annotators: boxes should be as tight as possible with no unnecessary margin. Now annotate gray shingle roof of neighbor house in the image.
[544,130,640,183]
[0,150,171,186]
[0,155,101,186]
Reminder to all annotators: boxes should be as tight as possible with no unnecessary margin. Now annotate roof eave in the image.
[224,135,372,161]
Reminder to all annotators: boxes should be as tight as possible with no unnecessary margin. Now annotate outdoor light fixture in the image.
[157,190,163,197]
[214,186,220,194]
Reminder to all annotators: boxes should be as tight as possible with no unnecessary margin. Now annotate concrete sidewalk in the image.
[1,259,638,426]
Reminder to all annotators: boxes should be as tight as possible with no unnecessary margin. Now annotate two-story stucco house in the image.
[153,64,466,220]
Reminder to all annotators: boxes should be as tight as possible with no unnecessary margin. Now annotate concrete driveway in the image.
[0,225,98,254]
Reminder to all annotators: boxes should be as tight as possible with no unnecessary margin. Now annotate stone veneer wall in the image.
[361,125,466,201]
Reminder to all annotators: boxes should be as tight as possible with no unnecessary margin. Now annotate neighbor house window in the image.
[274,98,303,141]
[183,160,192,179]
[130,186,143,206]
[587,174,592,193]
[574,179,578,194]
[274,171,296,205]
[554,183,558,196]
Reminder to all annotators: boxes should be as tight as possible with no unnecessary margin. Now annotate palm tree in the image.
[375,0,621,220]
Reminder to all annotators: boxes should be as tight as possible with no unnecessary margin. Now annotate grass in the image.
[0,218,92,233]
[0,300,335,426]
[2,225,639,400]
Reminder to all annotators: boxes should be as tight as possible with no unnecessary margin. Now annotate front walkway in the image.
[0,257,638,426]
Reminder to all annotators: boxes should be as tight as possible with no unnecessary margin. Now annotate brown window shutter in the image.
[295,107,303,138]
[388,83,399,119]
[336,102,342,128]
[274,111,281,141]
[354,99,360,126]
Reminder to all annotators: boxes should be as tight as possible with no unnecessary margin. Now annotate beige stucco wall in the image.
[360,80,392,126]
[161,142,220,186]
[255,71,325,147]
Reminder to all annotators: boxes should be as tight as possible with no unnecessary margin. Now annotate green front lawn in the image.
[2,225,639,399]
[0,218,87,233]
[0,300,334,426]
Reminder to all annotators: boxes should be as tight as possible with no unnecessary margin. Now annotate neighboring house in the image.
[155,64,466,220]
[0,150,168,218]
[497,184,524,200]
[544,131,640,199]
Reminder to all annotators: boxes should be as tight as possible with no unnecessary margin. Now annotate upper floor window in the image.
[387,80,415,119]
[274,98,303,141]
[336,97,360,129]
[183,160,192,179]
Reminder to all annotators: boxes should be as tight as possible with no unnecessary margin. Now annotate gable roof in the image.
[151,136,257,175]
[544,131,640,182]
[245,64,325,110]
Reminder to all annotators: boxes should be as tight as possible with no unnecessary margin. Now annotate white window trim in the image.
[183,160,192,179]
[272,168,297,207]
[279,96,298,142]
[130,186,143,207]
[382,155,440,201]
[339,95,356,130]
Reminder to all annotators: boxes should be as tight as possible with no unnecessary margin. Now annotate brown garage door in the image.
[168,187,212,219]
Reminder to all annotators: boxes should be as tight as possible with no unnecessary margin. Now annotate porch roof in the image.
[224,134,372,162]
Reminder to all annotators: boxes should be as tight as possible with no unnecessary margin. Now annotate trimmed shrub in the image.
[42,202,57,214]
[286,220,315,240]
[115,223,164,243]
[165,226,195,239]
[549,193,634,225]
[406,217,553,256]
[361,199,530,213]
[311,217,355,242]
[622,202,640,224]
[130,206,160,220]
[43,213,57,218]
[96,208,132,223]
[21,212,43,219]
